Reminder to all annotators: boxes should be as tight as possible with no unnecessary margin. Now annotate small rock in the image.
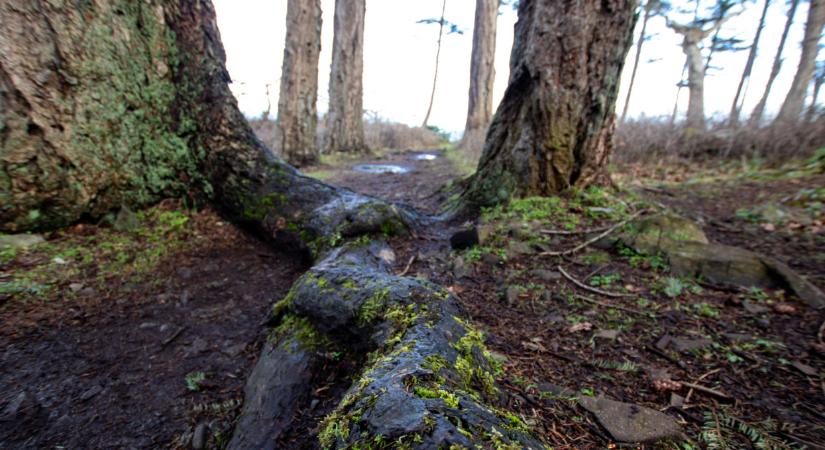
[184,337,208,357]
[452,256,471,279]
[191,422,208,449]
[52,257,68,265]
[579,396,682,443]
[506,241,533,258]
[79,385,102,401]
[594,329,620,340]
[669,393,685,408]
[505,286,520,306]
[69,283,84,292]
[477,223,497,244]
[791,361,818,376]
[670,337,713,352]
[743,301,770,314]
[449,228,479,250]
[480,253,503,267]
[531,269,561,282]
[378,248,396,265]
[113,206,140,232]
[0,234,45,250]
[309,398,320,410]
[80,287,96,296]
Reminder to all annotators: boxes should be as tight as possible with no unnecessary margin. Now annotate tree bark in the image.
[277,0,322,166]
[460,0,637,210]
[621,0,655,124]
[422,0,447,128]
[775,0,825,124]
[805,67,824,122]
[0,0,407,248]
[749,0,799,127]
[459,0,497,152]
[729,0,770,127]
[325,0,367,154]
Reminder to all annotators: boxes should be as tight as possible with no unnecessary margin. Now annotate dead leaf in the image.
[773,303,796,314]
[762,223,776,232]
[521,340,547,352]
[568,322,593,333]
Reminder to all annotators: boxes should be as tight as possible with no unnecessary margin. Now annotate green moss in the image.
[271,314,331,352]
[358,287,391,326]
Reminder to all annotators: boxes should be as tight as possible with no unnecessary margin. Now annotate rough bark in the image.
[621,0,655,123]
[749,0,799,127]
[0,0,408,252]
[230,241,544,449]
[729,0,770,127]
[422,0,447,128]
[459,0,497,152]
[775,0,825,124]
[805,67,824,122]
[460,0,638,210]
[325,0,367,154]
[277,0,322,166]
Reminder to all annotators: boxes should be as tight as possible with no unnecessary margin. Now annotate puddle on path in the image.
[413,153,438,161]
[352,164,411,174]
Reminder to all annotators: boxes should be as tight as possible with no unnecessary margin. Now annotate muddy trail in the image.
[2,148,823,449]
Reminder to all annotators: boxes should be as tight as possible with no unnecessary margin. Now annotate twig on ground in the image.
[540,209,646,257]
[575,294,648,316]
[681,382,732,401]
[539,224,614,236]
[160,326,186,350]
[397,255,416,277]
[558,265,633,298]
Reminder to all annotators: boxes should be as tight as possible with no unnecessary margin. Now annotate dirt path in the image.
[0,211,304,449]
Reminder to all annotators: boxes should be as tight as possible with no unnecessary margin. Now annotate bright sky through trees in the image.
[213,0,817,134]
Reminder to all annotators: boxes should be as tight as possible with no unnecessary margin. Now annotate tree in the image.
[419,0,463,128]
[775,0,825,123]
[749,0,800,126]
[277,0,322,166]
[729,0,771,127]
[460,0,638,209]
[325,0,368,154]
[0,0,404,243]
[621,0,661,123]
[805,60,825,121]
[667,1,739,129]
[459,0,498,152]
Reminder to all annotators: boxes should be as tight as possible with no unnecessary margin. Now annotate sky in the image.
[212,0,820,136]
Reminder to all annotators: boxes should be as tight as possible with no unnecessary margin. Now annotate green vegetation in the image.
[185,371,206,391]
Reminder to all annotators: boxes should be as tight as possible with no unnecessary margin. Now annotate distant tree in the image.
[729,0,771,127]
[278,0,322,166]
[667,0,740,129]
[805,59,825,121]
[621,0,664,123]
[419,0,464,128]
[775,0,825,123]
[461,0,637,209]
[749,0,800,126]
[325,0,368,154]
[459,0,498,151]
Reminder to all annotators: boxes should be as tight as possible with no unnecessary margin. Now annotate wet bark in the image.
[325,0,367,154]
[277,0,322,166]
[461,0,637,210]
[775,0,825,124]
[459,0,497,152]
[0,0,408,251]
[749,0,799,127]
[729,0,770,127]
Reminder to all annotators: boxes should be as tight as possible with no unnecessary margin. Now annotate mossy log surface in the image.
[230,241,544,449]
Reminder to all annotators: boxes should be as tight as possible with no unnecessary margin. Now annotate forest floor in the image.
[311,149,825,449]
[1,148,823,449]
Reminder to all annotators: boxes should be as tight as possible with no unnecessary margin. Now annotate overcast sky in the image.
[212,0,819,135]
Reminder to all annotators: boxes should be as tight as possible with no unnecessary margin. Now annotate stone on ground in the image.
[579,396,682,443]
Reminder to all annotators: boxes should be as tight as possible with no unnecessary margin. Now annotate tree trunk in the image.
[729,0,770,127]
[422,0,447,128]
[621,0,654,124]
[775,0,825,124]
[459,0,497,152]
[460,0,637,209]
[805,69,824,122]
[749,0,799,127]
[325,0,367,154]
[0,0,406,247]
[277,0,322,166]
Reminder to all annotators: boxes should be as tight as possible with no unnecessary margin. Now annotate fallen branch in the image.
[397,255,416,277]
[575,294,648,316]
[680,382,732,401]
[558,265,634,298]
[539,224,613,236]
[539,209,646,257]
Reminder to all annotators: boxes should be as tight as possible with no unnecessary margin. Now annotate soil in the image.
[3,148,823,449]
[0,210,305,449]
